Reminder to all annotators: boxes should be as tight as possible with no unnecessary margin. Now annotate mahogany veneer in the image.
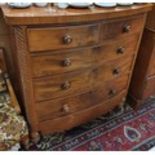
[1,4,152,138]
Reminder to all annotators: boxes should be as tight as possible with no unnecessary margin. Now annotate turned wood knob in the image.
[123,25,131,33]
[63,35,73,44]
[112,68,120,76]
[117,47,125,54]
[61,81,71,90]
[62,104,70,113]
[108,89,117,97]
[63,58,71,66]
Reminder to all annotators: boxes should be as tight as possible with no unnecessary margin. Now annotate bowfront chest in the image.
[1,4,152,137]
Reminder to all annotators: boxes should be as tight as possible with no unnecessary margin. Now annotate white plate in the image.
[117,3,134,6]
[69,3,92,8]
[94,3,117,8]
[34,3,48,7]
[8,3,32,9]
[54,3,69,9]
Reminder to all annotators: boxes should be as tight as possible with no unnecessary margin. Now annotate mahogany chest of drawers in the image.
[129,5,155,106]
[1,4,152,139]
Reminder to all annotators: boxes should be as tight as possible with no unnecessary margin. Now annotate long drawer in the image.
[27,24,99,52]
[33,55,133,102]
[36,74,129,122]
[38,90,127,133]
[101,14,144,41]
[31,34,138,78]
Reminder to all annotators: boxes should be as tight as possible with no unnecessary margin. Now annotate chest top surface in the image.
[1,4,153,25]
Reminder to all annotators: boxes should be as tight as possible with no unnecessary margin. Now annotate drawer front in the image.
[31,34,138,78]
[38,90,127,133]
[27,24,99,52]
[94,34,139,65]
[101,14,144,41]
[32,48,93,77]
[94,55,133,84]
[36,74,129,121]
[33,69,93,102]
[33,55,133,102]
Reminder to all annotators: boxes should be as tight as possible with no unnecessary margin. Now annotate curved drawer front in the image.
[36,75,129,122]
[93,34,139,65]
[33,55,133,102]
[38,90,127,133]
[31,34,138,78]
[27,24,99,52]
[31,48,94,78]
[33,69,93,102]
[101,14,144,41]
[93,55,133,84]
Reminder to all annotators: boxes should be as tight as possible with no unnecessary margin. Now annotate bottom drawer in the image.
[143,76,155,99]
[36,74,129,122]
[38,90,127,134]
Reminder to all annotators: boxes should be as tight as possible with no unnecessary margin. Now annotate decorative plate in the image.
[117,3,134,6]
[69,3,92,8]
[54,3,69,9]
[8,3,32,9]
[34,3,48,7]
[94,3,117,8]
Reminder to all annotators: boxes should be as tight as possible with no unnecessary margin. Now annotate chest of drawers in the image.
[129,5,155,106]
[1,4,152,139]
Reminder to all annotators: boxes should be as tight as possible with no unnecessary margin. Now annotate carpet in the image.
[29,98,155,151]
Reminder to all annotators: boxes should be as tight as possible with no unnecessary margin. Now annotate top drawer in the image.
[27,24,99,52]
[101,14,145,41]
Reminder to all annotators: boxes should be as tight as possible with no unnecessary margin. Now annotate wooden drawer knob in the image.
[108,89,117,97]
[112,68,120,76]
[62,104,70,113]
[63,58,71,67]
[61,81,71,90]
[123,25,131,33]
[117,47,125,54]
[63,35,73,44]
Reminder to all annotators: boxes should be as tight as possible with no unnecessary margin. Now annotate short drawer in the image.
[27,24,99,52]
[33,69,93,102]
[36,75,129,122]
[101,14,144,41]
[38,90,127,133]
